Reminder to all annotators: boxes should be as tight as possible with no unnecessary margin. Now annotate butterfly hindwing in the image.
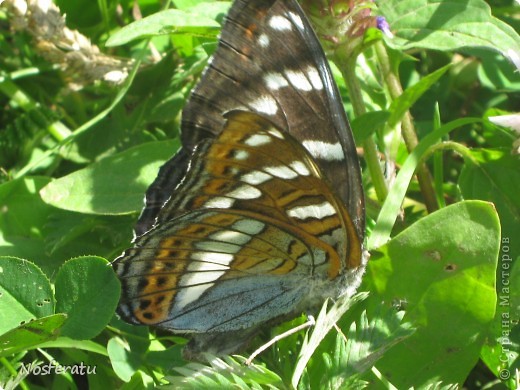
[116,112,362,333]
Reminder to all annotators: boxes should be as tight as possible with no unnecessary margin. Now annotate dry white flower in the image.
[2,0,132,89]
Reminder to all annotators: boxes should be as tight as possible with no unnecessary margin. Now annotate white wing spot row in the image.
[302,140,345,161]
[249,95,278,116]
[268,15,292,31]
[287,201,336,220]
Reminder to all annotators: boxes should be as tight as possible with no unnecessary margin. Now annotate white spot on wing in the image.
[245,133,271,146]
[289,160,310,176]
[232,219,265,235]
[241,170,272,185]
[194,240,241,254]
[187,261,229,271]
[268,128,284,139]
[319,227,345,248]
[298,250,326,266]
[227,185,262,200]
[264,72,288,90]
[306,66,324,90]
[176,277,220,308]
[249,95,278,115]
[204,197,235,209]
[210,230,252,245]
[287,201,336,220]
[288,11,305,30]
[258,33,270,48]
[269,15,292,31]
[191,251,234,266]
[176,252,234,307]
[264,165,298,179]
[234,150,249,160]
[285,70,312,91]
[302,140,345,161]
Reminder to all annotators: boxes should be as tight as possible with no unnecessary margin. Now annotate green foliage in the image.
[0,0,519,389]
[366,201,499,387]
[377,0,520,66]
[40,139,179,214]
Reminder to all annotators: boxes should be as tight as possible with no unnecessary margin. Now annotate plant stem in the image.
[374,41,439,213]
[419,141,476,166]
[0,77,73,141]
[334,50,388,204]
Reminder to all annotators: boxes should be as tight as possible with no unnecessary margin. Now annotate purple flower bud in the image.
[376,16,393,38]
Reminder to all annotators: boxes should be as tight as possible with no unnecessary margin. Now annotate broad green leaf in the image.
[387,64,451,128]
[366,200,499,387]
[0,178,125,274]
[0,177,51,257]
[146,346,184,370]
[173,0,210,10]
[377,0,520,70]
[0,257,54,335]
[106,6,226,47]
[459,148,520,259]
[184,2,231,22]
[120,371,155,390]
[40,140,179,215]
[38,337,109,356]
[108,336,143,382]
[0,314,67,358]
[55,256,120,339]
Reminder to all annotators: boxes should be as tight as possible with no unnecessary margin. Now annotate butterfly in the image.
[114,0,366,358]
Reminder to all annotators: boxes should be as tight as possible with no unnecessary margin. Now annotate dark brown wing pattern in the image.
[114,0,366,357]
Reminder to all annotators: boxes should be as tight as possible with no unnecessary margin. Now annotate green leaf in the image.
[0,257,54,335]
[40,140,179,215]
[106,7,224,47]
[146,345,184,370]
[459,148,520,258]
[0,178,53,263]
[108,336,143,383]
[38,337,109,356]
[387,64,451,128]
[0,314,67,358]
[55,256,120,339]
[366,200,500,387]
[351,110,390,144]
[475,49,520,91]
[377,0,520,70]
[120,371,155,390]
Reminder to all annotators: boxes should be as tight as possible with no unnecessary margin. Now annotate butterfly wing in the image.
[136,0,364,241]
[115,113,363,340]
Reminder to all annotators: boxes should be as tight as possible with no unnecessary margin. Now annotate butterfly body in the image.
[114,0,366,358]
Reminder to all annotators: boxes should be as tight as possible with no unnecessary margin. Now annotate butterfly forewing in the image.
[138,0,364,238]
